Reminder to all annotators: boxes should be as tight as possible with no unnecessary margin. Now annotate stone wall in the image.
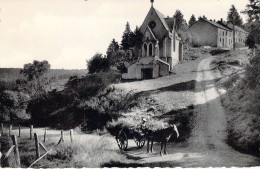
[122,57,160,80]
[157,60,169,76]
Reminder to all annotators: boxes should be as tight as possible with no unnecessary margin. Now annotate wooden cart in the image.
[116,127,146,151]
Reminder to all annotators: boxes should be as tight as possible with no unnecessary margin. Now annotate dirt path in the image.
[122,56,259,167]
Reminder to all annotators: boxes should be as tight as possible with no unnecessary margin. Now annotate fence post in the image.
[43,127,47,143]
[1,123,3,135]
[30,125,33,139]
[11,135,20,167]
[61,130,64,143]
[34,133,40,159]
[70,129,74,142]
[18,125,21,137]
[9,125,12,137]
[57,130,64,145]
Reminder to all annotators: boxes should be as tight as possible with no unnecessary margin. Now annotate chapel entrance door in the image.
[141,68,153,79]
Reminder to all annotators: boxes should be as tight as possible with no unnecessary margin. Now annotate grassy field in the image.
[0,127,128,168]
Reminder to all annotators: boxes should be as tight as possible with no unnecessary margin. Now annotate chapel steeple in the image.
[151,0,154,7]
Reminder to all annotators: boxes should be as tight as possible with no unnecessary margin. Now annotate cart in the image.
[116,127,146,151]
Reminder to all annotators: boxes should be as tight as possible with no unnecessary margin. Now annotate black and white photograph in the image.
[0,0,259,168]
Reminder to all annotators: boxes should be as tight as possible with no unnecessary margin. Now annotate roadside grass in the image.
[211,49,250,75]
[0,132,128,168]
[221,81,260,156]
[217,48,260,156]
[46,135,127,168]
[183,47,212,61]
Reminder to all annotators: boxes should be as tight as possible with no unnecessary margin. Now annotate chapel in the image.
[122,0,183,80]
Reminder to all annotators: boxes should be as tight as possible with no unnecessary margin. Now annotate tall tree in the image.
[188,14,196,27]
[121,22,135,50]
[133,26,143,47]
[106,39,119,60]
[21,60,50,81]
[243,0,260,22]
[243,0,260,48]
[20,60,51,97]
[227,5,243,26]
[174,10,184,31]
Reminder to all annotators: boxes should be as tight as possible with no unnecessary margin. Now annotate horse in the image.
[146,124,179,156]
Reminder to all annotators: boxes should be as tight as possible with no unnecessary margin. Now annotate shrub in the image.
[245,24,260,48]
[87,53,110,74]
[0,80,18,91]
[27,71,121,128]
[0,89,14,121]
[244,50,260,89]
[27,89,77,125]
[65,71,121,99]
[116,62,128,73]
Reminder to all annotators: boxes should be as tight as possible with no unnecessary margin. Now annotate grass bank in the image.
[215,48,260,156]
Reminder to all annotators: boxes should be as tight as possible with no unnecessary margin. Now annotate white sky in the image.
[0,0,248,69]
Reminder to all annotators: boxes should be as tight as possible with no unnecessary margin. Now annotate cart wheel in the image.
[134,136,146,148]
[116,131,128,150]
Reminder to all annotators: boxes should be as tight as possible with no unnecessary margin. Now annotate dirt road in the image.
[123,56,259,167]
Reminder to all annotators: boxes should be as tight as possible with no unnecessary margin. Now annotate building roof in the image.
[227,24,248,33]
[165,17,174,30]
[217,21,248,33]
[153,7,170,31]
[200,18,232,31]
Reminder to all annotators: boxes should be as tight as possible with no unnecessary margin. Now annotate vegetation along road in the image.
[120,55,259,167]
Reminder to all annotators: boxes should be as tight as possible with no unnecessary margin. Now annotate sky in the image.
[0,0,249,69]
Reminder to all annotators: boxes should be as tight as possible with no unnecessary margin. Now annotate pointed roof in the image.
[153,8,170,31]
[140,6,171,33]
[165,17,175,30]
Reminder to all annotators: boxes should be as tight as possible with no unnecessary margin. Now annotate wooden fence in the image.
[0,123,74,168]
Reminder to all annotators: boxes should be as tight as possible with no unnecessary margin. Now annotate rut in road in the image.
[190,56,227,150]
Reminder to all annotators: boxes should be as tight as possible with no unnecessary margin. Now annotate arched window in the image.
[143,43,147,57]
[149,43,153,56]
